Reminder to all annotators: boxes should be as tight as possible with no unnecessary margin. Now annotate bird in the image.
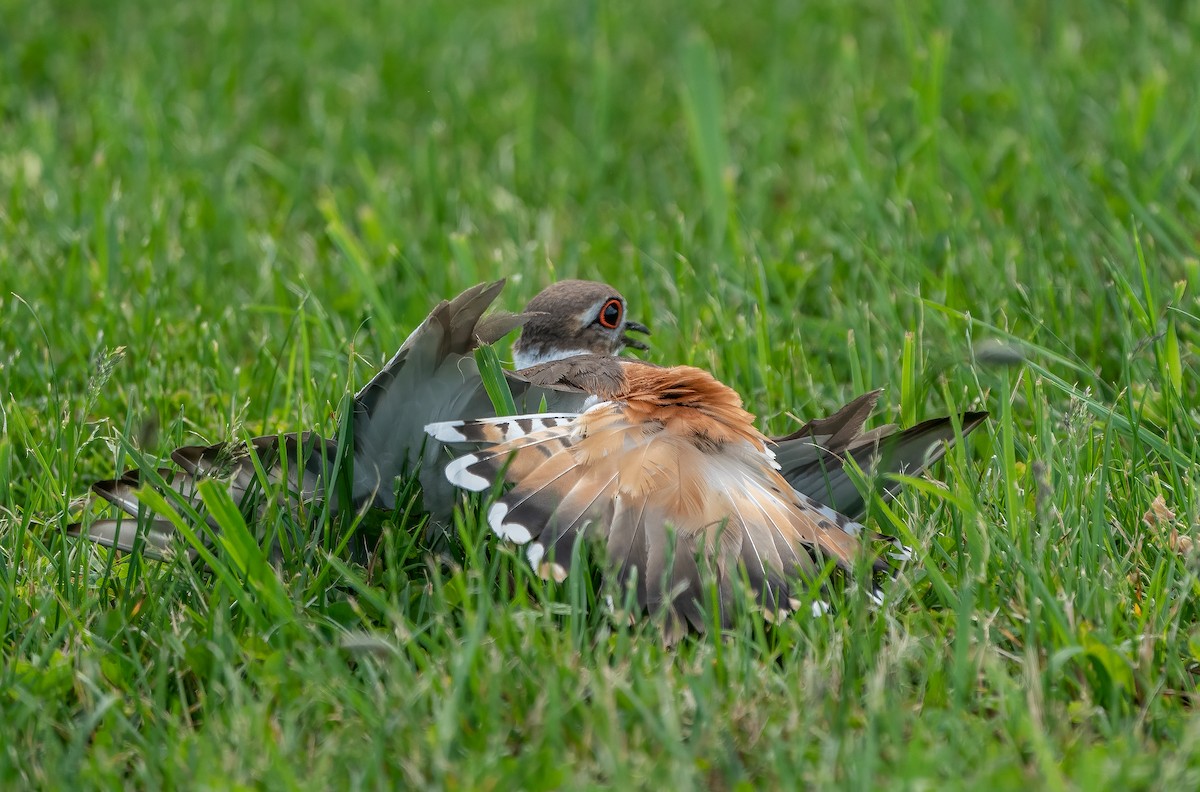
[68,279,650,560]
[70,277,985,575]
[427,357,986,639]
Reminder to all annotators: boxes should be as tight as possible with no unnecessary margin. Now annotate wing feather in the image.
[774,399,988,520]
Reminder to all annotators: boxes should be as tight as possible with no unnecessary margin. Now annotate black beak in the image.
[622,320,651,352]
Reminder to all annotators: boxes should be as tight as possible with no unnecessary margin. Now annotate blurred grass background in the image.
[3,0,1200,787]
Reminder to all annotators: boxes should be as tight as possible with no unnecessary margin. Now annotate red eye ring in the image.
[598,298,623,329]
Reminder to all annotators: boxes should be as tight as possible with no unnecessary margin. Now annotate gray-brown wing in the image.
[69,432,342,560]
[774,398,987,520]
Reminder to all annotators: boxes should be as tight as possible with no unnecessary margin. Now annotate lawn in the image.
[4,0,1200,787]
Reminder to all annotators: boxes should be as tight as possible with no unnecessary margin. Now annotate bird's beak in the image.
[622,320,651,352]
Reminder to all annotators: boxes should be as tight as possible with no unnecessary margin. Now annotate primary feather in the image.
[772,391,988,520]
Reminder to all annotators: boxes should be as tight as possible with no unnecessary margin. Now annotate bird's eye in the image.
[598,298,623,329]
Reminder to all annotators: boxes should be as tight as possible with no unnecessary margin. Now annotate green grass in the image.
[4,0,1200,786]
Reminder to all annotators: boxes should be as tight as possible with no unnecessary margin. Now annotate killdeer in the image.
[69,279,650,559]
[71,277,985,585]
[427,356,986,638]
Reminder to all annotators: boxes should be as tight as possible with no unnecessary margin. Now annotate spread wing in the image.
[428,402,888,640]
[71,280,581,556]
[773,392,988,520]
[67,432,338,560]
